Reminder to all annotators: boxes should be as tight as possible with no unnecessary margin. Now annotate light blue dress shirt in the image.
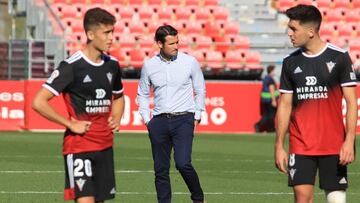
[137,51,206,124]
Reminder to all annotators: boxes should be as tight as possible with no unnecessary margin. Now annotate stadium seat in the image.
[129,49,146,68]
[204,0,219,6]
[174,7,192,20]
[353,0,360,8]
[344,9,360,22]
[184,21,203,34]
[278,0,294,11]
[245,51,261,69]
[114,20,126,33]
[156,7,173,20]
[128,21,145,35]
[320,23,336,37]
[194,35,213,50]
[109,47,128,66]
[91,0,107,4]
[138,35,155,49]
[223,21,240,35]
[210,6,229,21]
[185,0,199,6]
[203,21,222,37]
[295,0,313,6]
[144,20,161,34]
[148,0,163,5]
[126,0,144,5]
[205,51,223,69]
[213,35,231,53]
[166,0,182,6]
[224,50,246,69]
[71,0,89,3]
[73,3,89,18]
[316,0,332,9]
[118,6,135,19]
[195,7,211,21]
[179,34,193,50]
[188,49,206,66]
[51,3,69,18]
[231,35,250,50]
[322,9,343,22]
[337,24,354,37]
[349,39,360,51]
[138,6,155,20]
[118,34,136,51]
[333,0,349,8]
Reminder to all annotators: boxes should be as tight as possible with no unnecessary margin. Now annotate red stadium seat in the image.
[114,21,126,33]
[188,50,206,65]
[322,8,343,22]
[51,3,68,18]
[195,7,211,21]
[91,0,107,4]
[295,0,313,6]
[353,0,360,8]
[224,50,246,69]
[333,0,349,8]
[245,51,261,69]
[204,0,219,6]
[128,21,145,35]
[278,0,294,11]
[138,6,155,19]
[203,21,222,37]
[344,9,360,22]
[129,49,146,68]
[118,6,135,19]
[138,35,155,49]
[109,47,128,65]
[316,0,332,9]
[205,51,223,69]
[194,35,213,50]
[126,0,144,5]
[349,39,360,51]
[179,34,193,49]
[337,24,354,37]
[320,23,336,37]
[70,0,88,3]
[118,34,136,50]
[223,21,240,35]
[231,35,250,50]
[166,0,181,6]
[213,35,231,53]
[210,6,229,21]
[174,7,192,20]
[148,0,163,5]
[73,3,89,18]
[184,21,203,34]
[185,0,199,6]
[156,7,173,20]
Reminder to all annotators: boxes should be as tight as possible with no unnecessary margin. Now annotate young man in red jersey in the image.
[275,5,357,203]
[32,8,124,203]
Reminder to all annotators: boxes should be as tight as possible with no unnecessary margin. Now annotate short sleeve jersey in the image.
[279,43,357,155]
[43,51,124,155]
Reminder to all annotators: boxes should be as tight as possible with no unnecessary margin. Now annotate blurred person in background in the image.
[32,8,124,203]
[137,25,206,203]
[275,5,357,203]
[254,65,279,132]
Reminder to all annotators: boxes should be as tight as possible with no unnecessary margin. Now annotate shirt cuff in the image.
[194,111,201,120]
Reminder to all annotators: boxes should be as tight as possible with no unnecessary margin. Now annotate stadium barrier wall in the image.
[1,80,360,133]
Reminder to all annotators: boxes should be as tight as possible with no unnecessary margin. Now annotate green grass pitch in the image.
[0,132,359,202]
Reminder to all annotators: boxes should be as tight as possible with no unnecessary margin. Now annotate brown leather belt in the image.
[155,112,193,118]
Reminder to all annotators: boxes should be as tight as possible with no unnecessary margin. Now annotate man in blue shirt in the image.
[137,25,206,203]
[254,65,279,132]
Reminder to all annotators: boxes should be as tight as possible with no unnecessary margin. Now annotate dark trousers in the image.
[147,113,204,203]
[255,102,276,132]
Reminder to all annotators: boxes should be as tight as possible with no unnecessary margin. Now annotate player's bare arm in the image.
[269,84,277,107]
[275,93,293,173]
[339,86,357,165]
[108,93,125,132]
[32,87,91,134]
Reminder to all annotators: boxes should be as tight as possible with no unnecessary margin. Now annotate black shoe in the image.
[254,124,260,132]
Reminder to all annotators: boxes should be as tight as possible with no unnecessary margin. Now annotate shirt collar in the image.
[157,53,177,63]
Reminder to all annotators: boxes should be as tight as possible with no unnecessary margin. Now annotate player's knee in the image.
[325,190,346,203]
[175,162,191,172]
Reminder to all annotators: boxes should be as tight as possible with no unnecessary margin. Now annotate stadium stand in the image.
[26,0,263,80]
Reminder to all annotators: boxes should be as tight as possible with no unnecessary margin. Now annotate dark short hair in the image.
[154,25,178,44]
[267,65,275,74]
[286,4,322,31]
[83,7,115,32]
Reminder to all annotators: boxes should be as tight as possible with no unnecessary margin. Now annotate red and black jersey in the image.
[43,51,124,155]
[279,43,357,155]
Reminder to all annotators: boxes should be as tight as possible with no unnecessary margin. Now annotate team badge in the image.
[339,177,347,184]
[326,61,336,73]
[76,178,86,191]
[107,72,112,83]
[289,168,296,180]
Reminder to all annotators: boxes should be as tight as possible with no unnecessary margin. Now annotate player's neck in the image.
[82,45,103,64]
[303,39,327,56]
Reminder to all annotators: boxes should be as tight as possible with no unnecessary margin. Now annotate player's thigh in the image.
[288,154,317,186]
[94,147,116,202]
[318,155,347,190]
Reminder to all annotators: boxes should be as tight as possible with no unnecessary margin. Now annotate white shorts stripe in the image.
[66,154,74,189]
